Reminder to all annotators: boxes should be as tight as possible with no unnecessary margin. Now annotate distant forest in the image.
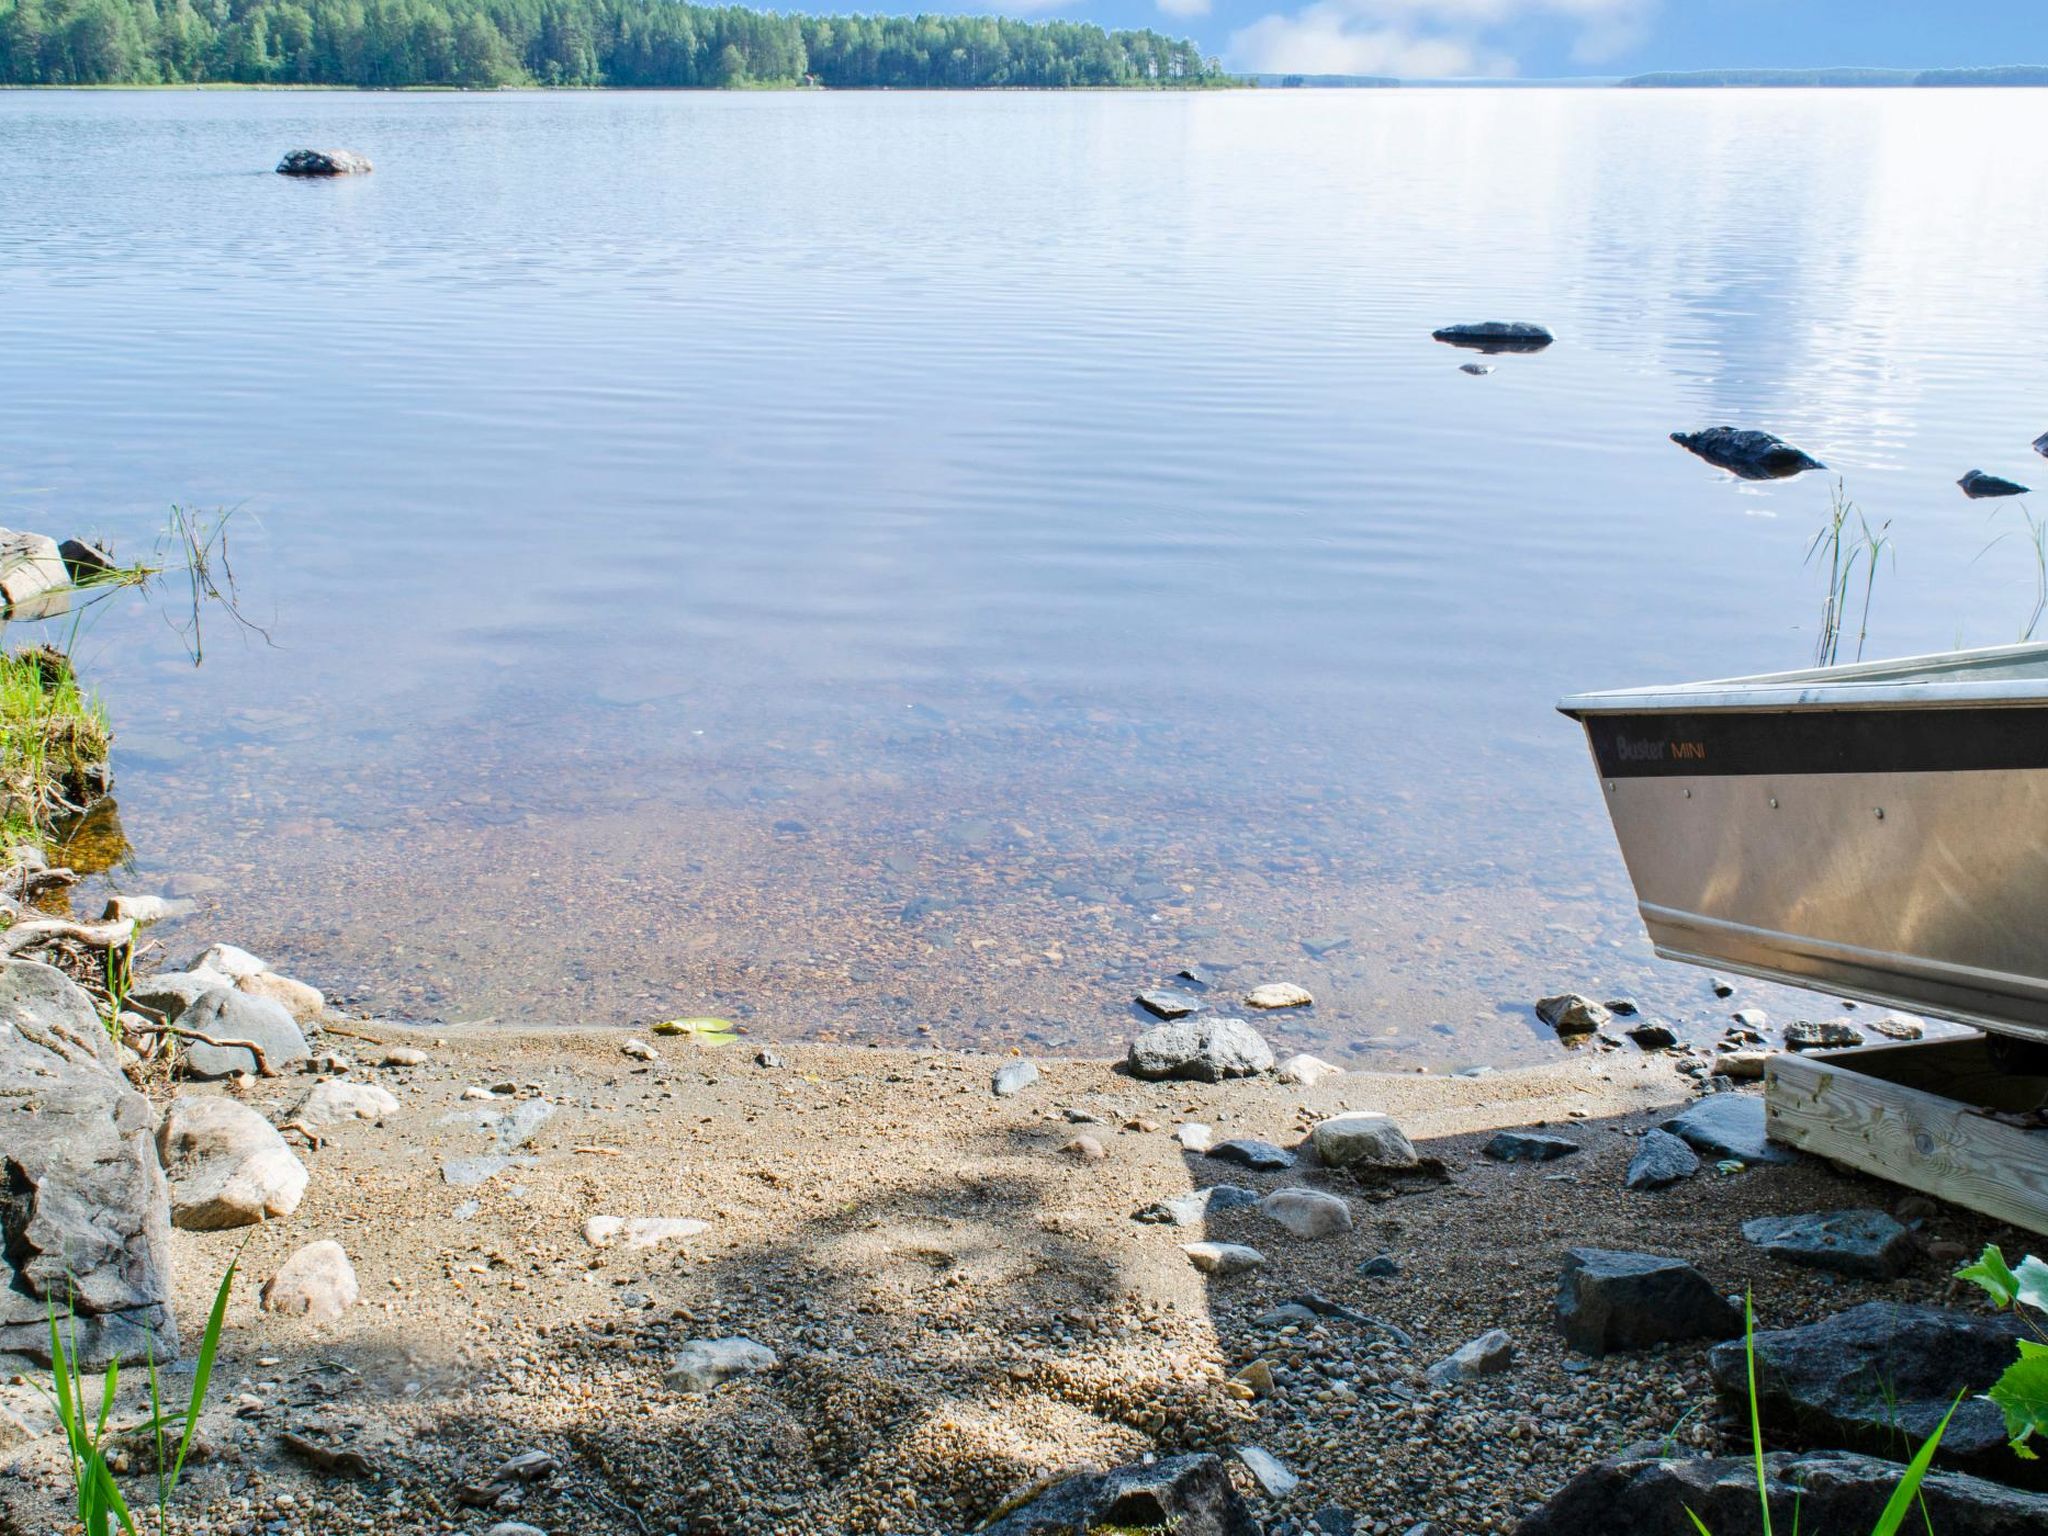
[0,0,1225,87]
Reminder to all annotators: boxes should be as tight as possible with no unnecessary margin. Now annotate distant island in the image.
[0,0,1223,88]
[1619,65,2048,88]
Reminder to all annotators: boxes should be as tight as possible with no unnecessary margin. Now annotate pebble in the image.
[1182,1242,1266,1277]
[992,1060,1040,1098]
[380,1047,429,1068]
[665,1337,778,1394]
[1276,1053,1344,1087]
[1246,983,1313,1011]
[621,1038,658,1061]
[1207,1138,1296,1172]
[1060,1135,1108,1162]
[1174,1122,1213,1152]
[1425,1328,1514,1385]
[259,1240,358,1323]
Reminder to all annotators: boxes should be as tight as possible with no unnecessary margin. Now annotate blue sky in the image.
[971,1,2048,79]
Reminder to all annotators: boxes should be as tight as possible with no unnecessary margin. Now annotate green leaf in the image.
[1987,1339,2048,1457]
[171,1250,238,1495]
[1870,1392,1959,1536]
[1956,1244,2021,1309]
[1684,1509,1714,1536]
[2014,1256,2048,1316]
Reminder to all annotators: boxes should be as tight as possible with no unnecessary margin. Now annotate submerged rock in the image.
[1432,320,1554,353]
[1127,1017,1274,1081]
[979,1453,1256,1536]
[1556,1247,1739,1356]
[1708,1302,2034,1482]
[1515,1449,2048,1535]
[1137,988,1202,1020]
[1459,362,1495,375]
[276,148,373,177]
[1741,1209,1914,1279]
[1671,427,1825,480]
[1959,469,2031,499]
[0,959,177,1365]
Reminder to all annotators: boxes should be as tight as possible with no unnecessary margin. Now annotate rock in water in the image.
[0,959,177,1365]
[2035,430,2048,458]
[979,1453,1257,1536]
[1671,427,1825,480]
[1958,469,2031,499]
[1431,321,1554,353]
[0,530,71,615]
[1515,1448,2048,1535]
[1245,982,1313,1010]
[158,1095,309,1230]
[1483,1131,1581,1163]
[1707,1303,2035,1483]
[1311,1110,1418,1169]
[276,149,373,177]
[261,1240,358,1322]
[1555,1248,1740,1356]
[1535,993,1611,1036]
[1126,1017,1274,1081]
[1658,1094,1797,1164]
[665,1337,777,1394]
[1137,988,1202,1020]
[1258,1188,1353,1238]
[1784,1018,1864,1051]
[1624,1128,1700,1191]
[1459,362,1495,375]
[1740,1209,1914,1279]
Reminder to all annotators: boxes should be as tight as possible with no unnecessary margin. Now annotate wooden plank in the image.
[1767,1038,2048,1237]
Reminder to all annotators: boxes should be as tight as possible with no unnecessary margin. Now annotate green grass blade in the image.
[1870,1394,1959,1536]
[170,1250,238,1494]
[1684,1509,1714,1536]
[1745,1294,1774,1536]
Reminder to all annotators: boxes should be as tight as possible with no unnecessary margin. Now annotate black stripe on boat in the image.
[1579,707,2048,779]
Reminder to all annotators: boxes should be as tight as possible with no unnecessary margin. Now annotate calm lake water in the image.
[4,87,2047,1063]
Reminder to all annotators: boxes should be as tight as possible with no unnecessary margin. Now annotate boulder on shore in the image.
[1556,1247,1739,1356]
[1126,1017,1274,1081]
[0,959,177,1365]
[276,149,373,177]
[1311,1110,1417,1169]
[1514,1448,2048,1535]
[1432,321,1554,353]
[979,1452,1257,1536]
[1671,427,1824,480]
[158,1094,309,1230]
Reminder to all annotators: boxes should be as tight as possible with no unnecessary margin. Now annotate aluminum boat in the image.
[1559,641,2048,1043]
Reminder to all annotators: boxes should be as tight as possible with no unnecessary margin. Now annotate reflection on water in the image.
[3,88,2046,1060]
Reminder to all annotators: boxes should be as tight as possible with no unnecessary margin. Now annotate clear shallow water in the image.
[3,88,2046,1062]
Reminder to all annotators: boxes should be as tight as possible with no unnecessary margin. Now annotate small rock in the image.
[1710,977,1735,997]
[1425,1328,1513,1385]
[185,942,269,980]
[1605,998,1640,1016]
[1869,1014,1924,1041]
[1311,1511,1358,1536]
[1785,1018,1864,1051]
[1714,1049,1773,1080]
[991,1060,1039,1098]
[1127,1017,1275,1082]
[1310,1110,1417,1169]
[1731,1008,1769,1029]
[486,1525,548,1536]
[1432,320,1553,352]
[1245,982,1313,1010]
[1458,362,1494,375]
[755,1046,785,1068]
[236,970,324,1023]
[158,1095,308,1230]
[1483,1131,1580,1163]
[1741,1209,1914,1279]
[100,894,195,926]
[1959,469,2030,499]
[977,1454,1256,1536]
[171,988,310,1081]
[1235,1444,1299,1497]
[276,148,373,176]
[288,1079,399,1131]
[1183,1242,1265,1277]
[1625,1022,1677,1049]
[1134,1184,1260,1226]
[1624,1128,1700,1191]
[1671,426,1824,480]
[1276,1052,1343,1087]
[582,1216,708,1250]
[1137,988,1202,1020]
[1207,1138,1296,1172]
[1358,1253,1400,1278]
[380,1046,429,1067]
[1659,1094,1797,1164]
[1257,1187,1352,1239]
[1535,993,1611,1036]
[620,1038,657,1061]
[1175,1122,1214,1152]
[665,1337,777,1394]
[1556,1248,1740,1356]
[1061,1135,1108,1162]
[1232,1358,1276,1397]
[259,1240,357,1323]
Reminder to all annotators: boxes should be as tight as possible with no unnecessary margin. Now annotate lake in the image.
[3,86,2045,1063]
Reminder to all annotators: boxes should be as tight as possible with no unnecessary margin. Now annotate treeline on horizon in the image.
[0,0,1225,88]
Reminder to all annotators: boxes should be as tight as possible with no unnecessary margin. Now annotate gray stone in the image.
[1183,1241,1265,1276]
[979,1453,1256,1536]
[1658,1094,1797,1165]
[1741,1209,1914,1279]
[100,893,194,926]
[1556,1248,1740,1356]
[664,1337,777,1394]
[1426,1328,1514,1385]
[1625,1129,1700,1191]
[991,1060,1039,1098]
[171,988,309,1080]
[1959,469,2030,499]
[1432,320,1553,352]
[1535,993,1611,1035]
[1784,1018,1865,1051]
[1235,1444,1299,1497]
[485,1525,549,1536]
[1483,1131,1581,1163]
[1258,1187,1352,1239]
[1206,1138,1295,1172]
[126,971,224,1022]
[1133,1184,1259,1226]
[1311,1110,1417,1169]
[0,530,69,614]
[1514,1449,2048,1536]
[1127,1017,1274,1081]
[0,959,177,1365]
[2035,430,2048,459]
[1137,988,1202,1020]
[1708,1303,2035,1483]
[1671,427,1825,480]
[1626,1022,1678,1049]
[276,148,373,176]
[288,1079,398,1131]
[260,1240,357,1322]
[1276,1052,1343,1086]
[1310,1509,1357,1536]
[1359,1253,1400,1278]
[158,1094,308,1230]
[380,1046,429,1067]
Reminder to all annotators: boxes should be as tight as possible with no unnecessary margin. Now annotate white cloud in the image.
[1157,0,1213,17]
[1228,0,1655,77]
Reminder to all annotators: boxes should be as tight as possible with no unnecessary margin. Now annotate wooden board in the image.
[1766,1034,2048,1236]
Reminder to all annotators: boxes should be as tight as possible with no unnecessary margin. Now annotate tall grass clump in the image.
[1807,481,1893,668]
[0,645,112,846]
